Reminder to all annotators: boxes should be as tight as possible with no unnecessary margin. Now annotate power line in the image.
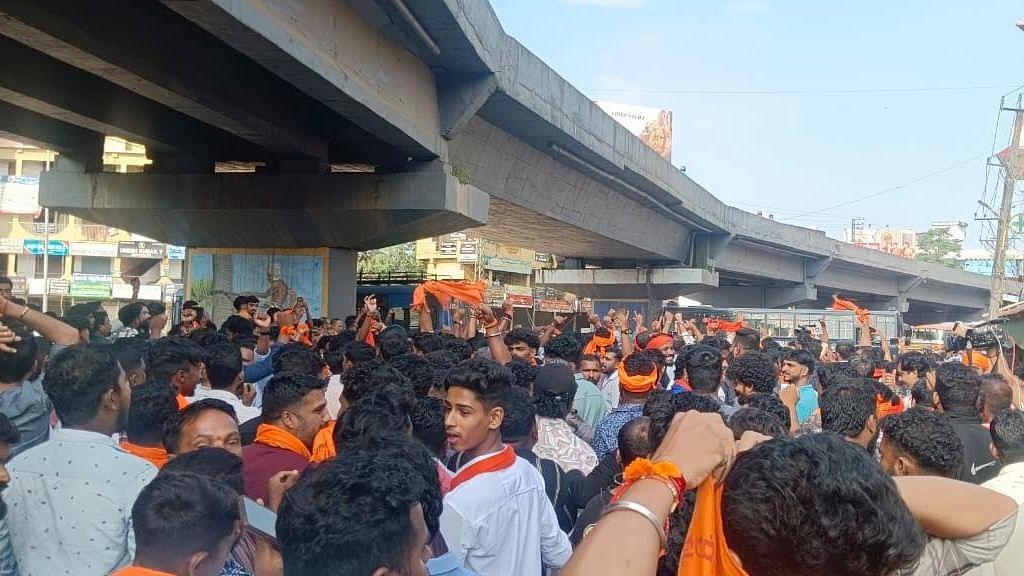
[778,152,989,221]
[586,84,1020,96]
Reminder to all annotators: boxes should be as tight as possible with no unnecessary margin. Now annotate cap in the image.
[534,363,577,398]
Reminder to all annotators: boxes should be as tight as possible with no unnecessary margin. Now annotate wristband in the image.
[622,458,686,500]
[601,501,667,548]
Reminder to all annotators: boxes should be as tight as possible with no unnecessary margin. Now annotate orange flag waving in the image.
[679,480,749,576]
[411,280,487,312]
[830,294,870,326]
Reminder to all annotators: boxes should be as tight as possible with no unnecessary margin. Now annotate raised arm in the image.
[0,295,79,346]
[894,475,1017,539]
[472,302,512,365]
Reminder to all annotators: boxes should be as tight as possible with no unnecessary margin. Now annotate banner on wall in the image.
[24,239,68,256]
[70,241,118,258]
[0,176,40,215]
[70,274,113,298]
[594,101,673,162]
[190,252,324,321]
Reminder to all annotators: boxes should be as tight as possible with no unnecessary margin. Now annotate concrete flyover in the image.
[0,0,1013,321]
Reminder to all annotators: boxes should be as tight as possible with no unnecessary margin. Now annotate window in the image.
[33,255,64,278]
[74,256,112,275]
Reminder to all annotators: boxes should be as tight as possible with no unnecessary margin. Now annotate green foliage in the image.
[357,243,423,275]
[915,228,960,268]
[190,276,212,307]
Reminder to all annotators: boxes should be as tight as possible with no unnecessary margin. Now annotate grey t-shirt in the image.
[0,375,52,459]
[902,511,1017,576]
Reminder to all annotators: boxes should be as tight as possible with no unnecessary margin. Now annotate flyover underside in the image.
[39,161,489,251]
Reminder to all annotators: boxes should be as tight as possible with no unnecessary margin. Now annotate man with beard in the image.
[820,379,880,451]
[727,351,778,405]
[7,345,156,575]
[113,302,151,340]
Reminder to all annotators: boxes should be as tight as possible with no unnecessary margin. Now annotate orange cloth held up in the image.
[111,567,176,576]
[704,318,746,334]
[412,280,488,312]
[310,421,337,463]
[450,445,517,491]
[679,480,749,576]
[584,333,616,357]
[120,440,169,469]
[175,394,189,411]
[617,364,659,394]
[254,423,312,460]
[876,394,904,419]
[831,294,871,326]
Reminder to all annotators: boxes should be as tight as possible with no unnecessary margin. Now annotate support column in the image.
[327,248,357,319]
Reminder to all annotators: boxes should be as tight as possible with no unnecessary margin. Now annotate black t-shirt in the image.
[948,413,1001,484]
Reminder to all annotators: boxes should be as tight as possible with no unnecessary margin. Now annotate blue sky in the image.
[490,0,1024,245]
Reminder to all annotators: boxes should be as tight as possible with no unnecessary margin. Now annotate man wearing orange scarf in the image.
[592,352,659,460]
[120,380,177,469]
[112,472,243,576]
[242,372,328,504]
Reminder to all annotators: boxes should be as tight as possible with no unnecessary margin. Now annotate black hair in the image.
[935,362,981,415]
[232,295,248,312]
[160,447,244,494]
[334,387,412,450]
[911,379,933,408]
[43,344,122,427]
[729,408,788,440]
[145,301,166,317]
[63,314,91,333]
[545,334,583,366]
[411,396,447,456]
[0,413,21,446]
[682,345,724,394]
[379,333,410,361]
[189,328,228,351]
[883,407,963,478]
[146,337,205,386]
[781,348,816,373]
[625,350,660,378]
[820,379,877,440]
[0,325,36,383]
[500,386,537,444]
[424,349,459,372]
[277,435,442,575]
[835,341,856,361]
[440,333,473,360]
[722,434,925,576]
[733,328,760,352]
[579,353,601,366]
[991,408,1024,463]
[341,362,412,407]
[700,335,732,356]
[796,333,823,360]
[272,343,323,377]
[118,302,146,327]
[205,341,243,391]
[648,393,722,449]
[262,372,325,421]
[132,472,241,567]
[92,309,109,327]
[897,352,933,378]
[163,399,238,454]
[445,358,513,410]
[849,353,879,380]
[727,351,777,397]
[127,379,179,446]
[979,374,1013,420]
[816,361,859,391]
[618,416,652,467]
[411,332,444,355]
[507,359,539,390]
[504,327,540,351]
[343,340,377,367]
[388,353,436,398]
[746,393,791,430]
[643,389,673,417]
[219,315,254,340]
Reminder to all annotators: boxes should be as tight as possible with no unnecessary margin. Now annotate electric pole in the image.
[989,96,1024,317]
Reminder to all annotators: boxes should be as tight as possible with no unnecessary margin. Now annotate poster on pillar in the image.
[189,251,325,323]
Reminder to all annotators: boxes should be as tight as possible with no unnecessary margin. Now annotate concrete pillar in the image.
[211,254,234,321]
[327,248,357,319]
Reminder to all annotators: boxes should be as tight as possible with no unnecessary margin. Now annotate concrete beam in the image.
[438,73,496,140]
[714,242,805,283]
[38,161,489,250]
[0,101,103,153]
[804,257,833,280]
[163,0,444,159]
[765,284,818,308]
[691,232,733,269]
[536,268,718,300]
[449,117,690,261]
[812,267,899,298]
[0,0,327,160]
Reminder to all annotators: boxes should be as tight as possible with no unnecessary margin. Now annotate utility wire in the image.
[587,84,1019,96]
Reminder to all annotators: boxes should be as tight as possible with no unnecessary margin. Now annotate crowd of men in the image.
[0,272,1022,576]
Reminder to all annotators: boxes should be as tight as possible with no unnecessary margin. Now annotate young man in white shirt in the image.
[441,358,571,576]
[983,408,1024,574]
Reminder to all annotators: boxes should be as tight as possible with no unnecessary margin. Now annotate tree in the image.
[357,243,423,276]
[915,229,960,268]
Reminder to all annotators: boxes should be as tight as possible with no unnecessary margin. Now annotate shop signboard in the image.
[70,274,113,298]
[458,241,478,263]
[537,299,574,313]
[0,238,23,254]
[506,293,534,308]
[47,278,70,295]
[70,241,118,258]
[439,241,458,256]
[118,241,165,259]
[166,245,187,260]
[23,239,68,256]
[482,256,532,275]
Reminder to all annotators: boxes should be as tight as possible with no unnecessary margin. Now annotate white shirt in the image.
[325,374,344,420]
[534,417,599,474]
[6,428,157,575]
[190,386,262,424]
[440,454,572,576]
[598,371,620,412]
[978,462,1024,575]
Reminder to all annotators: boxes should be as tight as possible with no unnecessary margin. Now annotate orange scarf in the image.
[120,440,169,469]
[647,334,674,352]
[584,333,616,357]
[281,323,314,347]
[831,294,870,326]
[450,445,517,491]
[111,567,175,576]
[412,280,487,312]
[254,423,312,460]
[365,324,377,349]
[679,480,749,576]
[175,394,189,410]
[310,421,337,463]
[704,318,746,333]
[876,394,904,419]
[617,364,659,393]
